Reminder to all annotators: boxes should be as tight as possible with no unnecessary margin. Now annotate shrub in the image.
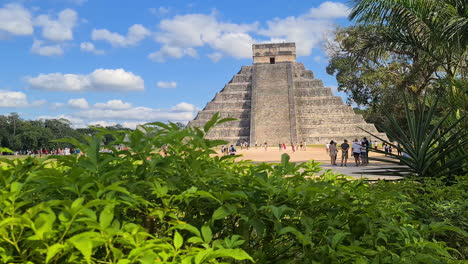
[0,115,466,263]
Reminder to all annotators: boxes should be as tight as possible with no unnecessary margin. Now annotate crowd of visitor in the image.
[10,148,81,157]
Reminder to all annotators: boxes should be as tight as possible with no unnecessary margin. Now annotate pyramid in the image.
[189,43,387,145]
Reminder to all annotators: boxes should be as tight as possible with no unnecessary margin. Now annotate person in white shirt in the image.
[351,139,361,166]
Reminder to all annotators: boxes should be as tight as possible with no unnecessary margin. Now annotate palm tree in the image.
[349,0,467,90]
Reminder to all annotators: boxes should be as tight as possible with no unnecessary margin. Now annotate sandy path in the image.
[216,146,387,164]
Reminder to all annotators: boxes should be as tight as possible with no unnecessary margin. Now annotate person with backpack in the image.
[229,145,237,155]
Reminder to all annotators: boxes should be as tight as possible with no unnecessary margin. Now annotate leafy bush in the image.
[0,116,466,263]
[362,94,467,179]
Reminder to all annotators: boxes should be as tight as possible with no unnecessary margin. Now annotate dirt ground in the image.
[216,145,387,164]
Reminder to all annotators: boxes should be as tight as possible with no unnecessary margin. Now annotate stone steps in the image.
[189,119,250,127]
[298,124,378,134]
[295,88,333,97]
[205,100,251,110]
[296,115,365,124]
[294,79,324,88]
[214,92,251,101]
[195,110,251,119]
[302,133,388,144]
[294,70,314,79]
[238,66,253,74]
[296,96,343,106]
[222,83,251,92]
[230,74,251,83]
[207,127,250,137]
[205,136,250,144]
[296,106,355,115]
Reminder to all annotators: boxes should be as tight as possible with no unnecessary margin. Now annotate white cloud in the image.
[92,24,150,47]
[207,52,223,62]
[31,39,64,56]
[0,90,44,107]
[150,2,349,61]
[171,102,198,112]
[88,120,117,127]
[76,107,194,121]
[35,9,78,42]
[0,4,33,36]
[27,68,145,91]
[51,102,65,109]
[0,90,28,107]
[308,1,350,18]
[80,42,104,54]
[150,13,257,62]
[39,102,197,129]
[94,99,132,110]
[148,46,197,62]
[75,102,198,122]
[157,81,177,89]
[68,98,89,109]
[38,114,86,128]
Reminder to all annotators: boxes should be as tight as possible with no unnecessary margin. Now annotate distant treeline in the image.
[0,113,132,151]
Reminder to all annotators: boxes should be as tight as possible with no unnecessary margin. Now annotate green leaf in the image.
[331,231,349,249]
[45,243,65,263]
[207,249,253,262]
[99,204,114,229]
[68,233,95,263]
[174,231,183,250]
[201,225,212,244]
[212,206,234,221]
[172,224,201,237]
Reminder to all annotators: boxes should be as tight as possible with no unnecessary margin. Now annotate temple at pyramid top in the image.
[188,42,387,145]
[252,43,296,64]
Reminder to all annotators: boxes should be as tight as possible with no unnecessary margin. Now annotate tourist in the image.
[255,141,258,149]
[264,142,268,151]
[291,142,295,152]
[303,141,307,151]
[325,142,330,153]
[278,143,282,152]
[361,137,369,164]
[374,140,378,150]
[352,139,361,166]
[397,143,402,156]
[360,141,367,166]
[329,140,338,166]
[282,143,286,150]
[229,145,237,155]
[383,143,388,156]
[340,139,349,166]
[299,142,303,151]
[388,145,393,155]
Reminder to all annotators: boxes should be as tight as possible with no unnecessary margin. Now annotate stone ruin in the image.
[188,43,387,145]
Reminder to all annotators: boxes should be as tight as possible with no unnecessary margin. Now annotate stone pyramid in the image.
[189,43,387,145]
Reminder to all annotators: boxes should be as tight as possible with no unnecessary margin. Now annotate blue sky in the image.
[0,0,351,128]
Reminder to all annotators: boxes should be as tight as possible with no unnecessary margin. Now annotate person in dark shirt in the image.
[340,139,350,166]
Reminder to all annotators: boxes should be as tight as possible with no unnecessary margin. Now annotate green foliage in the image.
[0,114,466,263]
[362,94,467,178]
[0,113,132,152]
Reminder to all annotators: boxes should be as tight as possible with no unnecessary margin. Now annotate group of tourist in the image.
[327,137,370,167]
[277,141,307,152]
[11,148,80,157]
[221,145,238,156]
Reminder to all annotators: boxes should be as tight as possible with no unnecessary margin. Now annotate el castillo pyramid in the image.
[189,43,387,145]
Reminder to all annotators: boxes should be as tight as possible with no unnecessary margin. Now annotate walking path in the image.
[217,146,404,180]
